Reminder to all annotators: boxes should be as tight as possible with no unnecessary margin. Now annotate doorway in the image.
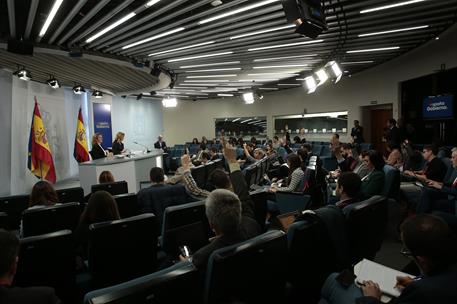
[370,108,392,152]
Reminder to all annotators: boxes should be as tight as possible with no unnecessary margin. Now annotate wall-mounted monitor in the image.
[422,95,454,120]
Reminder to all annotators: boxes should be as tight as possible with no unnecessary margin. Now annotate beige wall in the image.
[163,24,457,145]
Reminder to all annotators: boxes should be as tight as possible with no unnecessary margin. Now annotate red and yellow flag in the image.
[27,97,57,183]
[74,108,90,163]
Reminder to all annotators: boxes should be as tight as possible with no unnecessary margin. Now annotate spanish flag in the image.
[74,108,90,163]
[27,97,57,183]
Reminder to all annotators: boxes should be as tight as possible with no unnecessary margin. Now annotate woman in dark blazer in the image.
[112,132,125,155]
[90,133,108,160]
[360,150,385,197]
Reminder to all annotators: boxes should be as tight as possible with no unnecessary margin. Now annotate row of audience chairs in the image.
[190,159,225,190]
[244,157,270,187]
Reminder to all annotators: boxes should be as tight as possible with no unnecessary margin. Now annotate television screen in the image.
[422,95,454,119]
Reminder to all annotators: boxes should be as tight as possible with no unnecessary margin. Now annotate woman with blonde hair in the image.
[112,132,125,155]
[90,133,108,160]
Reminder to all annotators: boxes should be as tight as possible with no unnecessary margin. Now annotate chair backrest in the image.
[161,201,212,257]
[287,206,349,301]
[343,195,388,263]
[321,145,331,157]
[14,230,75,301]
[205,162,217,188]
[275,192,311,214]
[137,184,189,228]
[92,181,129,196]
[190,165,206,189]
[0,212,7,229]
[213,158,224,170]
[113,193,140,219]
[88,214,159,289]
[21,202,81,237]
[84,261,199,304]
[204,230,288,304]
[249,190,268,231]
[382,165,400,198]
[56,187,84,204]
[0,194,29,230]
[312,145,324,156]
[442,157,453,182]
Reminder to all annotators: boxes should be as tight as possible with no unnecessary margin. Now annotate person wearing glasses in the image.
[320,214,457,304]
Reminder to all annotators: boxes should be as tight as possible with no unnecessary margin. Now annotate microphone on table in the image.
[133,141,151,153]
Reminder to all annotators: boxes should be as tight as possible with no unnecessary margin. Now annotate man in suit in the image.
[0,229,61,304]
[320,214,457,304]
[335,172,361,209]
[385,118,401,146]
[154,135,167,151]
[351,120,365,144]
[417,147,457,213]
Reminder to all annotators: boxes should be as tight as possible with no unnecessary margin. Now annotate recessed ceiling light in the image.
[230,24,295,40]
[186,75,237,78]
[148,41,216,56]
[346,46,400,53]
[122,27,186,49]
[253,54,318,62]
[360,0,427,14]
[86,12,136,43]
[168,51,234,62]
[180,61,240,69]
[253,64,308,69]
[248,39,324,51]
[358,25,429,37]
[340,61,374,65]
[199,0,279,24]
[39,0,64,37]
[185,68,241,73]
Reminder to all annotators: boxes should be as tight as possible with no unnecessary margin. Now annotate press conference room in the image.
[1,1,457,303]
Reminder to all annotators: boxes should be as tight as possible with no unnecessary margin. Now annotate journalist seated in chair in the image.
[417,147,457,214]
[0,229,61,304]
[334,172,362,209]
[385,144,404,170]
[209,147,221,161]
[360,150,385,198]
[320,214,457,304]
[269,154,305,193]
[168,155,210,199]
[99,170,115,184]
[75,191,120,262]
[20,181,60,236]
[401,145,447,209]
[180,189,255,272]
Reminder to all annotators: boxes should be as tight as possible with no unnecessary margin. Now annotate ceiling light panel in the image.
[346,46,400,53]
[180,61,241,69]
[148,41,216,56]
[248,39,324,51]
[86,12,136,43]
[39,0,64,37]
[360,0,427,14]
[253,54,318,62]
[199,0,279,24]
[122,27,186,49]
[358,25,429,37]
[230,24,295,40]
[186,75,238,78]
[168,51,234,62]
[185,68,242,73]
[253,65,308,69]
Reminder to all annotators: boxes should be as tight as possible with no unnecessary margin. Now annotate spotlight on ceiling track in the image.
[325,61,343,83]
[315,69,328,86]
[151,64,162,77]
[72,85,85,95]
[282,0,327,39]
[256,91,264,100]
[243,92,255,104]
[304,76,317,94]
[137,94,143,100]
[14,67,32,81]
[162,97,178,108]
[92,90,103,99]
[46,76,60,89]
